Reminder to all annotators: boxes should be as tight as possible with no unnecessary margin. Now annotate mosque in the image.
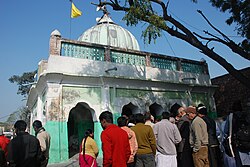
[26,12,217,163]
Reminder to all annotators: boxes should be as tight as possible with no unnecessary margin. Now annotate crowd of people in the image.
[0,120,51,167]
[0,100,249,167]
[89,101,249,167]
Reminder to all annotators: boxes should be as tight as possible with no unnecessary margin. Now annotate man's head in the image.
[197,104,207,117]
[117,116,128,127]
[14,120,27,133]
[185,106,197,120]
[99,111,113,130]
[162,112,170,119]
[134,113,145,124]
[170,103,182,117]
[32,120,43,132]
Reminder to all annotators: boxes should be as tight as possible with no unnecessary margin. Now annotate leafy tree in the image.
[9,70,37,97]
[7,71,36,125]
[95,0,250,88]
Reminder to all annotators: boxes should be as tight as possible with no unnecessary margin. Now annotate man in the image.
[153,112,182,167]
[186,106,209,167]
[99,111,131,167]
[144,112,154,128]
[226,100,250,166]
[130,113,156,167]
[33,120,51,167]
[0,128,10,167]
[117,116,138,167]
[197,104,221,167]
[7,120,42,167]
[174,105,194,167]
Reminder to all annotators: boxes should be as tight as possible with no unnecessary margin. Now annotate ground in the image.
[48,154,103,167]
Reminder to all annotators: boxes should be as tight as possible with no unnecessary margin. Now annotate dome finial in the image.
[96,4,109,15]
[91,2,109,15]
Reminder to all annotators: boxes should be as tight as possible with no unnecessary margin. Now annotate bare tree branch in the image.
[197,10,250,60]
[197,10,230,42]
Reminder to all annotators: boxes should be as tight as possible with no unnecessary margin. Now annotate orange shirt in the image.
[121,126,138,163]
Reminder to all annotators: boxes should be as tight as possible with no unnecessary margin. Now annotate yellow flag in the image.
[71,2,82,18]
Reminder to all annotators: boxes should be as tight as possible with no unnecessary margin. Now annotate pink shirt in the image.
[121,126,138,163]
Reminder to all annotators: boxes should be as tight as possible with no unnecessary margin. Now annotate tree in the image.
[8,70,37,97]
[5,107,31,129]
[208,0,250,51]
[95,0,250,88]
[7,71,36,125]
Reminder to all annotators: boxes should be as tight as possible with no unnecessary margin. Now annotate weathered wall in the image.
[211,67,250,116]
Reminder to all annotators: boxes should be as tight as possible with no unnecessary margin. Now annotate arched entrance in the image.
[67,102,94,158]
[149,102,163,120]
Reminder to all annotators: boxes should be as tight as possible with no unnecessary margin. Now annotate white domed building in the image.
[27,13,217,164]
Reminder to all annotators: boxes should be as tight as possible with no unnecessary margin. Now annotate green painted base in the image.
[44,121,68,163]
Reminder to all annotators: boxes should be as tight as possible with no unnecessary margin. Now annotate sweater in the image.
[131,123,156,155]
[190,116,209,152]
[101,124,131,167]
[153,119,182,155]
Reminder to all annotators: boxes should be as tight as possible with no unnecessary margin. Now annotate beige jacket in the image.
[37,128,51,159]
[189,116,208,152]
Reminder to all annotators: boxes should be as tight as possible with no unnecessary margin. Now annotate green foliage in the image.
[122,6,141,26]
[142,24,162,44]
[122,1,165,44]
[9,70,37,97]
[208,0,250,51]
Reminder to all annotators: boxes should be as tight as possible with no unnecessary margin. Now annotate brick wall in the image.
[211,67,250,116]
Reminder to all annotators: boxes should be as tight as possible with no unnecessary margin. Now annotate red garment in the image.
[79,154,98,167]
[101,124,131,167]
[0,135,10,157]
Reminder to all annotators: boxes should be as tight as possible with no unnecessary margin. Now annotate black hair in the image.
[197,104,208,115]
[32,120,42,129]
[14,120,27,132]
[117,116,128,127]
[99,111,113,123]
[135,113,145,124]
[82,129,93,165]
[128,114,136,124]
[162,112,170,119]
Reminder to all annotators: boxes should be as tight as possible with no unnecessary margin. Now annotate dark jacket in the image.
[7,132,42,167]
[202,116,219,146]
[177,114,192,152]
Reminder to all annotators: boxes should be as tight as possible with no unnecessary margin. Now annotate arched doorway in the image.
[149,102,163,120]
[67,102,94,158]
[122,102,139,117]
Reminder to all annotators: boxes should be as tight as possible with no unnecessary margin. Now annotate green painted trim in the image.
[61,43,105,61]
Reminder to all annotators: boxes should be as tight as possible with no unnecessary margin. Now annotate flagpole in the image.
[69,0,72,39]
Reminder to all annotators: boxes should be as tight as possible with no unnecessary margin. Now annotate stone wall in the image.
[211,67,250,116]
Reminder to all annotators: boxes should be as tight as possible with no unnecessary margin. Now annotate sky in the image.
[0,0,249,122]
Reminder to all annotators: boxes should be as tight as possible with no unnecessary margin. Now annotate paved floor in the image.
[48,154,102,167]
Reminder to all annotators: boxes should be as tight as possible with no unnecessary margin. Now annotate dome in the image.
[78,14,140,51]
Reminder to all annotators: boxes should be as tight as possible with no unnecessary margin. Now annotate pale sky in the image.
[0,0,249,121]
